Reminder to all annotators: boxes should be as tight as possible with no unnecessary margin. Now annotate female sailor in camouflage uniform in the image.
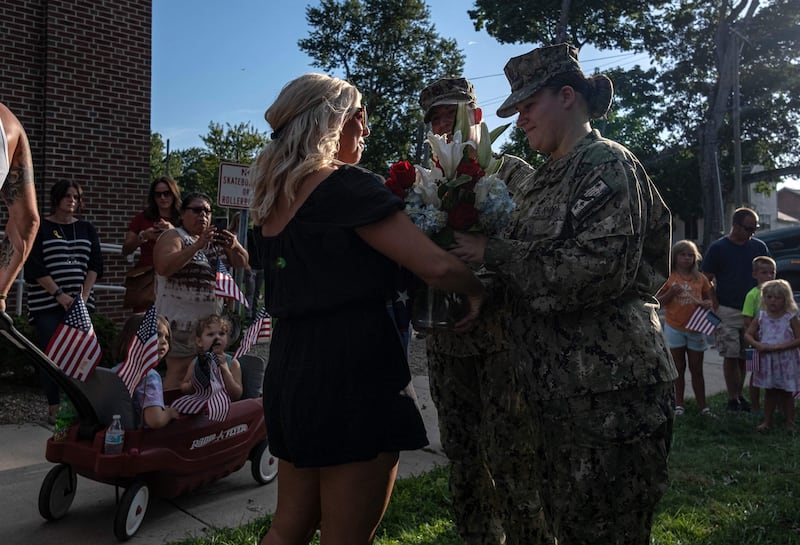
[452,43,678,545]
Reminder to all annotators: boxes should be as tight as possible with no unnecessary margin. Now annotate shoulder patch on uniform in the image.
[570,178,612,220]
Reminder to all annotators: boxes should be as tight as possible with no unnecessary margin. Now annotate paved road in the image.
[0,355,727,545]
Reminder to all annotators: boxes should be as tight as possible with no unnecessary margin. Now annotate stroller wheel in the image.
[114,480,149,541]
[251,440,278,484]
[39,463,77,520]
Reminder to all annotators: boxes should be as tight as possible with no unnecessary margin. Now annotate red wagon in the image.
[0,312,277,541]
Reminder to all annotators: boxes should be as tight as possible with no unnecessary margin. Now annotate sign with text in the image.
[217,162,251,210]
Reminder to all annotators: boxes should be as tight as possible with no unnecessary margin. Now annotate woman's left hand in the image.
[450,232,488,265]
[214,228,236,250]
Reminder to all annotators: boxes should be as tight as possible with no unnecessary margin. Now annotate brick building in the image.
[0,0,152,324]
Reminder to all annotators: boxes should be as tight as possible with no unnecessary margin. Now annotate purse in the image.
[123,264,156,310]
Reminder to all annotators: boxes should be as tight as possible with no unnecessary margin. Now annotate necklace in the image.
[52,219,78,263]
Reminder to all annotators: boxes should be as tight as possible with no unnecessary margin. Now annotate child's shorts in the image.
[663,323,709,352]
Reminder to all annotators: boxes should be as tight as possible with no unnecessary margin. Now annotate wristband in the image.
[53,288,64,297]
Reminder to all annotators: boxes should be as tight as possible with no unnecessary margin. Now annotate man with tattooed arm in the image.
[0,102,40,313]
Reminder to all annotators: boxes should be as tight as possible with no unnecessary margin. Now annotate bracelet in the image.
[138,231,147,244]
[0,294,6,300]
[53,287,64,297]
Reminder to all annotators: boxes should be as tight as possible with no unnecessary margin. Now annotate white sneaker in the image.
[674,406,685,416]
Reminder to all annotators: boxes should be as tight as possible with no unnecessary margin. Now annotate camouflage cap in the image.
[496,43,584,118]
[419,77,477,122]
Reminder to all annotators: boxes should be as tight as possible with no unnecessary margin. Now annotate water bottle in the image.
[104,414,125,454]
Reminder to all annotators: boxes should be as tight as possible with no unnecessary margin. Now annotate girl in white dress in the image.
[744,279,800,432]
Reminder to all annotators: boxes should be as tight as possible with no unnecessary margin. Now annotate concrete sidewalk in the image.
[0,354,728,545]
[0,374,446,545]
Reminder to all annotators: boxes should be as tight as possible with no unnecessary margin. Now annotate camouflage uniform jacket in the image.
[484,131,677,400]
[428,154,536,357]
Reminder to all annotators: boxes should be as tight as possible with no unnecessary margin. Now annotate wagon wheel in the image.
[251,440,278,484]
[113,480,149,541]
[38,463,77,520]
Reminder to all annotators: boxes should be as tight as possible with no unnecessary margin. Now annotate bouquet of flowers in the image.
[385,105,514,329]
[385,104,515,247]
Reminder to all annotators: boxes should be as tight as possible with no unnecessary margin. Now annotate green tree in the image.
[471,0,800,248]
[299,0,465,174]
[642,0,800,246]
[468,0,669,50]
[150,132,182,181]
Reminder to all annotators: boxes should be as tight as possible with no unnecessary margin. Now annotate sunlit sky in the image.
[150,0,647,151]
[150,0,797,189]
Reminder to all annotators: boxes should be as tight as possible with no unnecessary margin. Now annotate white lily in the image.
[427,130,475,180]
[413,164,445,207]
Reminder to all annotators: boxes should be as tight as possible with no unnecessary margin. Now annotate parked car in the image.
[756,226,800,292]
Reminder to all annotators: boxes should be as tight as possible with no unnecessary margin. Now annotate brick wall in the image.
[0,0,152,326]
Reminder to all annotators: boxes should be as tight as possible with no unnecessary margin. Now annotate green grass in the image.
[169,393,800,545]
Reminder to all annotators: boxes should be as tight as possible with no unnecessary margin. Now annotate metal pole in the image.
[732,31,743,205]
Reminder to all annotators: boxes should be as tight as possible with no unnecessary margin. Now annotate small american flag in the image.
[215,259,249,308]
[685,306,721,336]
[234,307,272,358]
[745,348,760,373]
[170,352,231,422]
[116,305,160,396]
[45,296,102,382]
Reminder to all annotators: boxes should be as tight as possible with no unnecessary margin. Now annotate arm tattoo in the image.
[1,165,34,207]
[0,237,13,268]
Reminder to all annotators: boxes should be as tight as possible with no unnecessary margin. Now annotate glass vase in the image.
[411,285,466,331]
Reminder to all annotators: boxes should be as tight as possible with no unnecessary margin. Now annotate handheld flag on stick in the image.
[116,306,160,396]
[685,306,721,336]
[215,259,249,307]
[45,295,102,382]
[745,348,760,373]
[234,307,272,358]
[170,352,231,422]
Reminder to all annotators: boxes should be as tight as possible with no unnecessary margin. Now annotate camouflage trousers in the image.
[427,348,553,545]
[529,382,675,545]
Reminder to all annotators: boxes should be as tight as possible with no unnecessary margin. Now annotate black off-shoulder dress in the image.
[258,164,428,467]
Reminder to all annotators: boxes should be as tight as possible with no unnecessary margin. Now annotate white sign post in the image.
[217,162,252,210]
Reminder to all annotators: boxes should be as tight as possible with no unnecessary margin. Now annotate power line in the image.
[465,51,645,83]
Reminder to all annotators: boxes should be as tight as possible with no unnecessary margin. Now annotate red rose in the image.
[456,159,484,181]
[388,160,416,189]
[447,202,480,230]
[385,178,407,198]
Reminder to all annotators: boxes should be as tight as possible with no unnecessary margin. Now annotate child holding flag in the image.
[744,279,800,432]
[180,314,243,402]
[113,313,178,429]
[656,240,715,416]
[741,256,777,413]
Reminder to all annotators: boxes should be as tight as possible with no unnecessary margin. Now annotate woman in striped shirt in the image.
[25,179,103,421]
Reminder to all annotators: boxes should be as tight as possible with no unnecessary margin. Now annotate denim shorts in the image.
[663,323,709,352]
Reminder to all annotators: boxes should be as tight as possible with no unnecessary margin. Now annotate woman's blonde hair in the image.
[760,279,798,314]
[670,239,702,276]
[249,73,361,224]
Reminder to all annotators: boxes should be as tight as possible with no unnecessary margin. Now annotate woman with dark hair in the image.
[25,179,103,422]
[451,44,677,545]
[121,176,181,312]
[153,192,248,389]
